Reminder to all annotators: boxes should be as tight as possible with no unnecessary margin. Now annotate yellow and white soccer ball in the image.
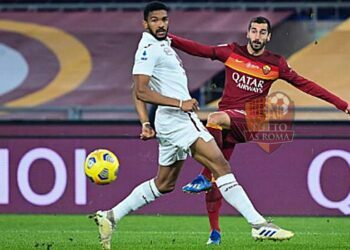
[84,149,119,185]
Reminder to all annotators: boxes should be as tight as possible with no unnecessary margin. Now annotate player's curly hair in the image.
[144,1,170,21]
[249,16,271,34]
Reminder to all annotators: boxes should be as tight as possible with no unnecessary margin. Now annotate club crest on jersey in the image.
[262,65,271,75]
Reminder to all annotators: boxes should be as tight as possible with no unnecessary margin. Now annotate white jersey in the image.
[132,32,212,166]
[132,32,191,104]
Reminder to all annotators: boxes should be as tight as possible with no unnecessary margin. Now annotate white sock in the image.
[216,173,266,225]
[111,179,162,222]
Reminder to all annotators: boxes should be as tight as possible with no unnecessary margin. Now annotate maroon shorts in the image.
[220,109,250,160]
[222,109,249,143]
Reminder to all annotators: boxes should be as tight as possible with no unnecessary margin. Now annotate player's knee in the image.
[207,113,221,126]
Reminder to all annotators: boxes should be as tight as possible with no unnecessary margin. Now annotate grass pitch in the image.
[0,215,349,249]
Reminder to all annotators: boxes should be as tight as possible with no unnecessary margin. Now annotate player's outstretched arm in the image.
[279,57,349,114]
[345,103,350,115]
[133,74,199,112]
[168,33,231,62]
[168,33,214,58]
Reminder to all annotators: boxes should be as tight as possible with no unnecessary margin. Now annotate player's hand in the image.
[140,122,155,140]
[345,103,350,116]
[181,98,200,112]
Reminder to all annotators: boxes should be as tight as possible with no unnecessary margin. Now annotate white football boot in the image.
[252,221,294,241]
[91,210,116,250]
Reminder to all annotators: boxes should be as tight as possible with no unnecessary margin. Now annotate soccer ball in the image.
[84,149,119,185]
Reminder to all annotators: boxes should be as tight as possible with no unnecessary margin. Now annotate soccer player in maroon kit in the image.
[169,16,350,245]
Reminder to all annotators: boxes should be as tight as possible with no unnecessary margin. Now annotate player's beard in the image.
[148,27,168,41]
[249,39,267,53]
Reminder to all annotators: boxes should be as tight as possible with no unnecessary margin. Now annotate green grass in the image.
[0,215,349,249]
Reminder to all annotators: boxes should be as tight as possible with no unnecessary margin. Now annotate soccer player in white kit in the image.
[92,2,293,249]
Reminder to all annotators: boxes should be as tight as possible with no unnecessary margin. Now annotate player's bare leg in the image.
[202,112,232,179]
[154,160,185,194]
[183,111,231,193]
[92,161,185,249]
[190,138,294,241]
[191,138,264,220]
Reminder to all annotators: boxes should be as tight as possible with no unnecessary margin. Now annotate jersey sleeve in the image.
[168,33,232,63]
[132,44,159,76]
[278,56,348,111]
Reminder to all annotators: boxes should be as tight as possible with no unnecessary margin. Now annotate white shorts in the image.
[155,107,213,166]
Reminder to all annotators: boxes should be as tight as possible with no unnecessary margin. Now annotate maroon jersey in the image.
[169,34,348,112]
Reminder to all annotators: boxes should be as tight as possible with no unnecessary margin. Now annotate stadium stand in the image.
[0,10,291,119]
[270,18,350,120]
[0,1,348,120]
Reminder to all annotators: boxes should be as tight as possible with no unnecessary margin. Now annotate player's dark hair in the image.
[248,16,271,34]
[144,1,169,21]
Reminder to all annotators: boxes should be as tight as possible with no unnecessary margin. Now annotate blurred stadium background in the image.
[0,0,349,249]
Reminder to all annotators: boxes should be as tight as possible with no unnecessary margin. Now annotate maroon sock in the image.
[201,167,212,181]
[205,183,223,232]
